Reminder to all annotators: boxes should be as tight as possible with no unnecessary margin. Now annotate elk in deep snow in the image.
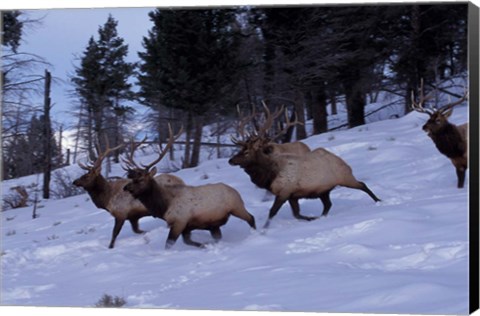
[72,140,185,248]
[229,110,381,228]
[122,126,256,249]
[411,83,468,188]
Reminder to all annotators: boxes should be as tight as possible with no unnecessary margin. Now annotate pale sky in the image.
[16,7,154,128]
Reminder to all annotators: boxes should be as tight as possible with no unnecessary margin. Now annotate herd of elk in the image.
[72,84,467,249]
[411,82,469,188]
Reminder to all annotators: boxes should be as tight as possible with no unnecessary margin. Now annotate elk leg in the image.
[263,196,287,229]
[165,225,183,249]
[289,198,318,221]
[129,216,146,234]
[456,167,466,188]
[319,191,333,217]
[182,230,206,248]
[356,182,381,202]
[210,227,222,242]
[109,218,125,249]
[231,207,256,229]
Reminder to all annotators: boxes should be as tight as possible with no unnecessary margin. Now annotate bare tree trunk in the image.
[87,108,95,161]
[182,111,193,169]
[330,88,338,115]
[304,90,313,120]
[42,69,52,199]
[216,121,221,159]
[66,149,71,165]
[244,77,254,108]
[294,89,307,140]
[344,80,366,128]
[32,178,40,219]
[405,5,423,115]
[93,107,105,157]
[112,110,122,164]
[58,125,63,166]
[312,83,328,135]
[190,115,204,168]
[73,103,85,164]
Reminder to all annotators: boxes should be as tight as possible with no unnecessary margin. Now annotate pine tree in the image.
[138,8,242,167]
[2,11,23,53]
[321,6,389,128]
[258,7,314,140]
[383,4,468,113]
[252,6,338,137]
[71,15,135,161]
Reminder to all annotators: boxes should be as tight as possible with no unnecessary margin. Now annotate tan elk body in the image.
[73,143,184,248]
[269,141,310,155]
[269,148,365,199]
[229,115,381,229]
[124,169,256,248]
[122,128,256,249]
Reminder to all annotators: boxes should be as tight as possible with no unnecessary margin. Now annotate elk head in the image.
[411,81,468,138]
[229,135,270,167]
[122,125,183,198]
[229,101,301,167]
[73,139,124,189]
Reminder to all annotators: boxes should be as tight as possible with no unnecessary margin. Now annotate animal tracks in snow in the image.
[354,242,467,272]
[286,219,383,254]
[285,218,466,272]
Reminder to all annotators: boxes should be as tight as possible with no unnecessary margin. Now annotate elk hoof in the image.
[298,215,318,221]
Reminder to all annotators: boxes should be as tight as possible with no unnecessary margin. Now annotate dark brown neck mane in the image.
[430,123,466,159]
[240,155,279,192]
[135,179,169,219]
[84,176,112,210]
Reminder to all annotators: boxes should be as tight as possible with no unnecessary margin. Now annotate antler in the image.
[77,161,92,171]
[411,79,435,115]
[123,124,183,172]
[230,101,293,146]
[255,101,285,138]
[121,136,148,171]
[439,88,468,114]
[232,104,257,144]
[271,109,303,142]
[78,136,124,171]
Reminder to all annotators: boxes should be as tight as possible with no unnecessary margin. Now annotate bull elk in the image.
[411,82,468,188]
[229,109,381,229]
[73,140,184,248]
[122,126,256,249]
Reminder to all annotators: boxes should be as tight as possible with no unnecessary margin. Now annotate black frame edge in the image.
[469,1,480,314]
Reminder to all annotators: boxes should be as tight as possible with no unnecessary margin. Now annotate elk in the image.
[122,126,256,249]
[229,133,381,229]
[411,83,468,188]
[72,140,185,248]
[234,102,310,155]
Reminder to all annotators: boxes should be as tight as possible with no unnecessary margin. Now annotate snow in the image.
[1,101,470,314]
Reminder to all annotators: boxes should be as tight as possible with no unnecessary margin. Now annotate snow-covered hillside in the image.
[1,103,470,314]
